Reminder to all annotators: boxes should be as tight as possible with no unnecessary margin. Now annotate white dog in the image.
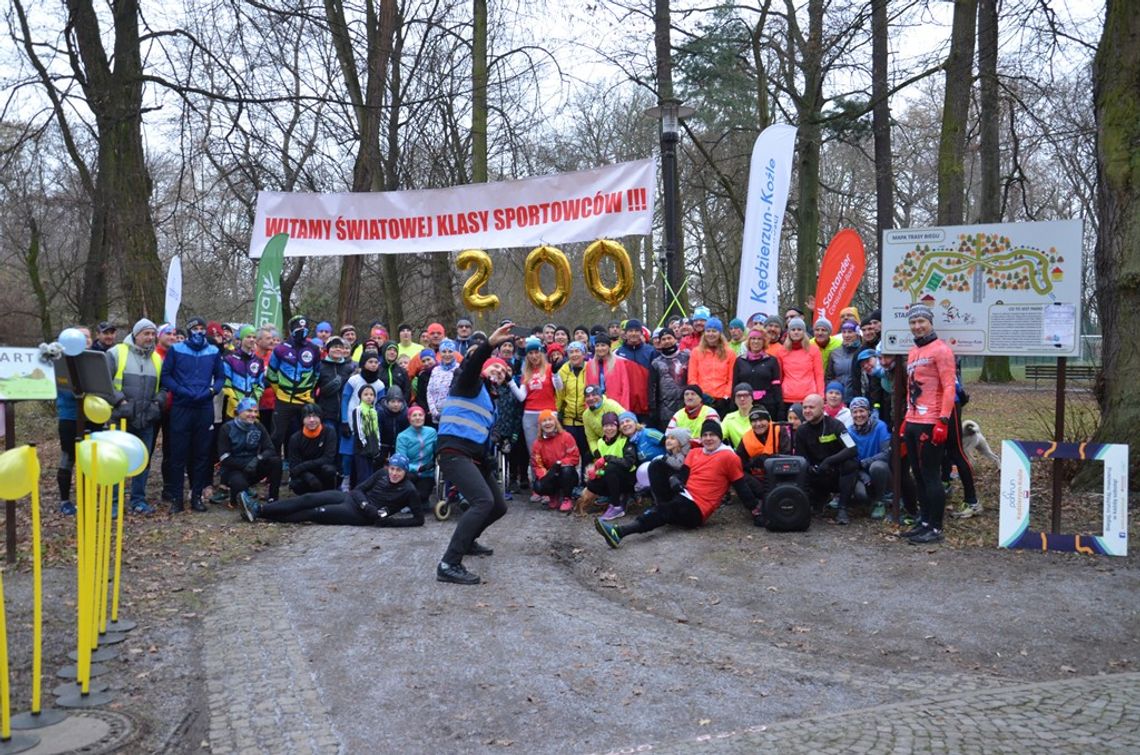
[961,419,1001,463]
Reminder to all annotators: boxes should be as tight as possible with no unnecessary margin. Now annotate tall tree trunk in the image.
[871,0,894,288]
[750,1,773,130]
[792,0,825,307]
[23,216,53,342]
[327,0,398,328]
[976,0,1012,382]
[472,0,488,186]
[1092,0,1140,484]
[936,0,977,226]
[61,0,162,323]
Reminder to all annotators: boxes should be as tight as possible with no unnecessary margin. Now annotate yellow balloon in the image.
[456,249,500,312]
[583,239,635,309]
[524,245,572,313]
[83,394,113,424]
[76,440,129,484]
[0,446,37,500]
[91,430,150,477]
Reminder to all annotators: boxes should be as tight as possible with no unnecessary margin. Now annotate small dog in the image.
[962,419,1001,463]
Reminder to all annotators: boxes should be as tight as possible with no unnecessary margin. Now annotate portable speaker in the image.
[762,456,811,532]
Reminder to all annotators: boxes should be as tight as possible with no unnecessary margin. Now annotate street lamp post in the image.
[644,98,694,321]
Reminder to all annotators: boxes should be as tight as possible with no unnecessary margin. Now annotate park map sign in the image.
[880,220,1083,357]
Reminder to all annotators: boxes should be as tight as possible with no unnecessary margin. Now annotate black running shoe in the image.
[436,562,480,585]
[908,528,944,545]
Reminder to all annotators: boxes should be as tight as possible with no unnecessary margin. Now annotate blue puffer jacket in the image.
[162,340,224,407]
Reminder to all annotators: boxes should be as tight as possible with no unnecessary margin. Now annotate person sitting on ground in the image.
[395,405,437,512]
[530,409,581,512]
[244,453,423,527]
[594,419,758,548]
[735,407,791,521]
[848,397,891,520]
[660,428,691,473]
[286,403,339,495]
[666,384,720,444]
[219,398,282,510]
[586,412,635,522]
[795,393,858,525]
[823,381,854,428]
[618,412,666,501]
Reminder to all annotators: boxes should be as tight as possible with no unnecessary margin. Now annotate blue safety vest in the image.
[437,386,496,445]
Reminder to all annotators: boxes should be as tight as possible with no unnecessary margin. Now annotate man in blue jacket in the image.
[161,316,224,513]
[848,397,891,519]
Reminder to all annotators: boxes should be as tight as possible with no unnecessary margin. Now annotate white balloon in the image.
[58,328,87,357]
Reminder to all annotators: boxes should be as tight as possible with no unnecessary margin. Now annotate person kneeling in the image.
[735,407,791,524]
[795,393,858,525]
[244,453,423,527]
[530,410,580,512]
[585,412,636,521]
[848,397,891,519]
[286,403,339,495]
[219,398,282,510]
[595,419,757,548]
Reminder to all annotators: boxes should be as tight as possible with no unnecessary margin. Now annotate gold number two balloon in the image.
[456,250,500,312]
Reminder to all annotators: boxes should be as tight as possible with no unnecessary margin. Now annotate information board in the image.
[0,348,57,401]
[880,220,1083,356]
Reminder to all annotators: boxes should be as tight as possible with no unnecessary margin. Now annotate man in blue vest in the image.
[106,318,165,514]
[435,321,516,585]
[162,316,224,513]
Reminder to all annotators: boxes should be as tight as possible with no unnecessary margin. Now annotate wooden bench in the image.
[1024,363,1099,388]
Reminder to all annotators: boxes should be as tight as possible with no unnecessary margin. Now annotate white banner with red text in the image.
[249,159,656,258]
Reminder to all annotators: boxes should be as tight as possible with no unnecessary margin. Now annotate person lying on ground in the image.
[242,453,423,527]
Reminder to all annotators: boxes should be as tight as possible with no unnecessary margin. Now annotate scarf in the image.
[914,331,938,347]
[359,402,379,437]
[303,424,323,439]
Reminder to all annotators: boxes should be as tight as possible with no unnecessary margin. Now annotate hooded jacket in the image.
[162,336,224,408]
[107,335,165,430]
[648,349,689,430]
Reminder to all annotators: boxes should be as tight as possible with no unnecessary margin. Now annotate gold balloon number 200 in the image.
[457,240,634,314]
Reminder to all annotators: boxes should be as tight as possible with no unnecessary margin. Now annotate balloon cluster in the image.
[456,240,636,314]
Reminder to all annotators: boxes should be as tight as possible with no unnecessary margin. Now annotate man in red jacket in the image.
[615,319,657,425]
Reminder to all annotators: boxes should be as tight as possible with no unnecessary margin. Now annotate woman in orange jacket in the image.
[687,317,737,416]
[779,317,824,408]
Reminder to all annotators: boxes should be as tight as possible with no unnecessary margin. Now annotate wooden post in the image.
[4,401,15,564]
[1051,357,1066,533]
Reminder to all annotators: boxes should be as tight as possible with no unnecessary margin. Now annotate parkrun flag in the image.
[813,228,866,322]
[248,159,656,258]
[253,233,287,331]
[736,124,796,323]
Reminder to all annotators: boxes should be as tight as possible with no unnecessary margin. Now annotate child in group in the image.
[396,404,438,513]
[823,381,854,428]
[378,385,410,466]
[352,384,382,485]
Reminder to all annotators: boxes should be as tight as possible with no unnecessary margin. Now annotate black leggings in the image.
[616,459,702,537]
[221,458,283,503]
[58,419,77,502]
[289,467,338,495]
[532,465,579,499]
[585,463,635,503]
[906,421,947,529]
[940,404,977,504]
[439,453,508,566]
[259,491,369,525]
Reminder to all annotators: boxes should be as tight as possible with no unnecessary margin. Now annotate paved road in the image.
[201,505,1140,753]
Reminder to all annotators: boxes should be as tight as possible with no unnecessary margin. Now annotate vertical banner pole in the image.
[4,402,15,565]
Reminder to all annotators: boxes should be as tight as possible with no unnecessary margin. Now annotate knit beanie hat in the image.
[132,318,157,337]
[826,381,844,395]
[908,303,934,322]
[700,418,723,438]
[601,412,619,427]
[850,397,871,412]
[814,317,833,333]
[684,384,703,397]
[787,317,807,331]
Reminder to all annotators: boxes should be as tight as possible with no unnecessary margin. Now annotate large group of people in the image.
[54,300,982,584]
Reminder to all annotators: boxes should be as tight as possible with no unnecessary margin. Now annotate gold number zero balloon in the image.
[524,245,572,313]
[456,249,500,311]
[583,239,635,309]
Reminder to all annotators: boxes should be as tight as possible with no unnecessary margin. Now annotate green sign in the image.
[253,233,288,331]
